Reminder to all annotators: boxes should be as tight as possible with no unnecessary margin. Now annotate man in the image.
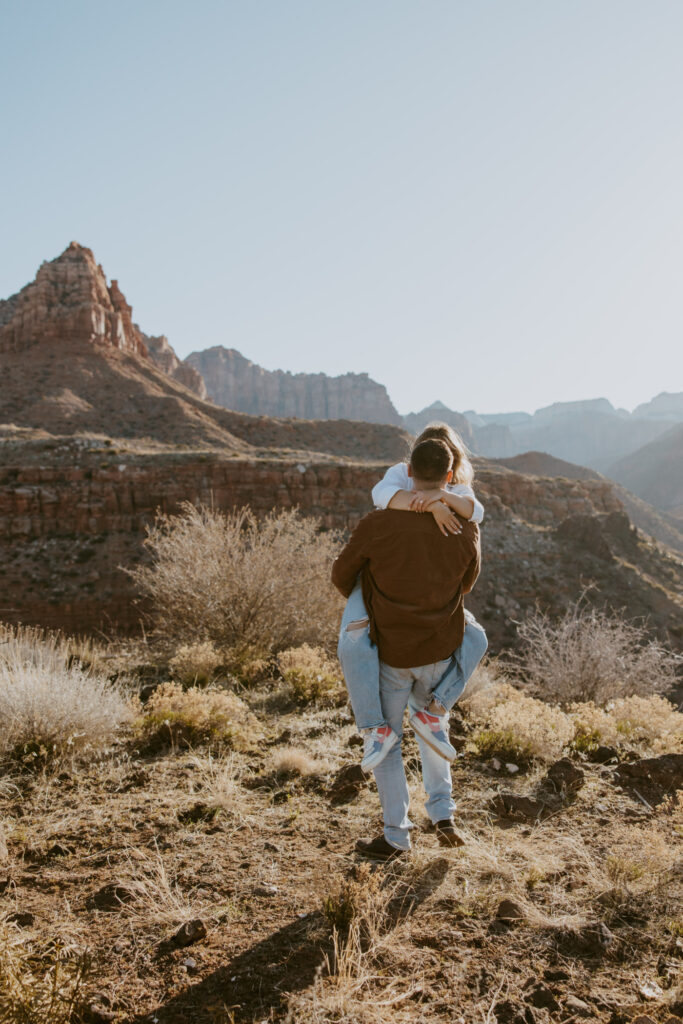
[331,438,481,860]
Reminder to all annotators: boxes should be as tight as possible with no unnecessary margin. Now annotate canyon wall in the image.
[3,452,680,657]
[185,346,403,426]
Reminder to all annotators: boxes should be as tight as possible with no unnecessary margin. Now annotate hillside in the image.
[608,423,683,520]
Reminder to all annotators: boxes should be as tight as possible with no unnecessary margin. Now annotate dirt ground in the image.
[1,685,683,1024]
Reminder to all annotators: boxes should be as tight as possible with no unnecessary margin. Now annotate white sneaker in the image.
[360,725,399,771]
[409,709,457,761]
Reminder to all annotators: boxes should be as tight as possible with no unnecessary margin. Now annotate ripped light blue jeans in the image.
[337,581,488,732]
[375,659,455,849]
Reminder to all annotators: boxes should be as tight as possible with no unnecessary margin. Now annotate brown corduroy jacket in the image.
[331,509,481,669]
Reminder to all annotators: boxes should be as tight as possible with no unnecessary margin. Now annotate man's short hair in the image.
[410,439,453,484]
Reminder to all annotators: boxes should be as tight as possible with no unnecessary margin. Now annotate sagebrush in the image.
[514,600,680,704]
[0,625,132,768]
[135,681,261,752]
[130,504,343,656]
[277,644,344,705]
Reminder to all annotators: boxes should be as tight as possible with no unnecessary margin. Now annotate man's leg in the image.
[370,663,414,851]
[410,663,457,827]
[426,612,489,713]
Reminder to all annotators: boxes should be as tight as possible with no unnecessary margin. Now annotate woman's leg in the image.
[337,581,385,731]
[429,612,489,712]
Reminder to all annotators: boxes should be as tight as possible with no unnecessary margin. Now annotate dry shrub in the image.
[277,644,344,705]
[135,682,261,752]
[567,702,619,752]
[271,746,325,777]
[514,600,681,704]
[169,641,222,686]
[130,504,343,656]
[609,694,683,752]
[466,683,573,764]
[0,920,90,1023]
[0,625,132,768]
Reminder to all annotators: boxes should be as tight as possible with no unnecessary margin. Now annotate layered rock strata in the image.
[0,243,148,358]
[186,347,403,426]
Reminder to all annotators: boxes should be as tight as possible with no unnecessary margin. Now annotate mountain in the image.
[402,401,474,445]
[632,392,683,422]
[185,346,403,426]
[607,423,683,519]
[0,244,410,463]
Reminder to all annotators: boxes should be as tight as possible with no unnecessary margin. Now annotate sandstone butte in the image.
[0,242,681,650]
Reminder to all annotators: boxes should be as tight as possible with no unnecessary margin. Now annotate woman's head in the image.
[413,422,474,486]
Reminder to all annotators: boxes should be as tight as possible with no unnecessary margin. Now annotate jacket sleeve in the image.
[461,528,481,594]
[331,517,373,598]
[371,462,410,509]
[446,483,485,524]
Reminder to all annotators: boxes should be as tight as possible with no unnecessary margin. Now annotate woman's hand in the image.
[409,488,442,512]
[428,501,462,536]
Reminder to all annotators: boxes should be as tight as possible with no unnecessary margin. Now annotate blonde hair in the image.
[413,423,474,486]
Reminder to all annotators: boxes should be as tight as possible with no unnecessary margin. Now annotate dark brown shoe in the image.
[355,834,406,861]
[435,819,466,848]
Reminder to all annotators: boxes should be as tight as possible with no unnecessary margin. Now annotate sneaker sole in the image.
[409,719,456,762]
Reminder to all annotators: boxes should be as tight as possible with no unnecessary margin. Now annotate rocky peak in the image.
[0,242,148,358]
[143,333,207,399]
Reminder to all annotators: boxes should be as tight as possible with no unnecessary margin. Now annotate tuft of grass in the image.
[0,921,90,1024]
[277,645,344,706]
[0,625,132,769]
[271,746,325,777]
[134,682,261,753]
[169,641,222,687]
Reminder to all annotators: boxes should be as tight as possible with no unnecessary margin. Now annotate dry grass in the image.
[514,599,681,703]
[271,746,326,777]
[169,641,222,686]
[0,919,90,1024]
[609,694,683,751]
[129,503,344,656]
[465,683,574,764]
[134,681,262,752]
[277,644,345,705]
[0,624,132,768]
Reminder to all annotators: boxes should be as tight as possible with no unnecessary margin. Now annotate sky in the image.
[1,0,682,416]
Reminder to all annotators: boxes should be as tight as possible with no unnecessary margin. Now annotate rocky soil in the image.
[1,681,682,1023]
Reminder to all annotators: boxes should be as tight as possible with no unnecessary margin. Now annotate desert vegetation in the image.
[1,507,682,1022]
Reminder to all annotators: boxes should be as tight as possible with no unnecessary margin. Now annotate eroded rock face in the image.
[185,346,403,425]
[0,243,148,358]
[143,334,207,399]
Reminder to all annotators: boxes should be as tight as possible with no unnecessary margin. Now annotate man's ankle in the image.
[426,697,447,716]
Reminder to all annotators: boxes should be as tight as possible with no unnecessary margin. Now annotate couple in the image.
[331,425,487,860]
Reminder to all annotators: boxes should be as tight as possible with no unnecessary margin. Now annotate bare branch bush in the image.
[513,600,681,705]
[0,625,132,768]
[129,504,344,658]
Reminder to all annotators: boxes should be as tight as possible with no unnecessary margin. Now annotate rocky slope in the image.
[185,346,403,425]
[143,333,207,398]
[608,422,683,519]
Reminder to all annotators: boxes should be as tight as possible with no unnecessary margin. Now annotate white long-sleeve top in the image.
[371,462,485,524]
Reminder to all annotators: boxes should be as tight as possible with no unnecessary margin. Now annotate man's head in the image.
[408,439,454,490]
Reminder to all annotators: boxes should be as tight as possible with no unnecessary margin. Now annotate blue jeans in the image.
[337,582,488,731]
[373,659,456,850]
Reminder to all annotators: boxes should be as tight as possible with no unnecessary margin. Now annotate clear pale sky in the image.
[2,1,682,415]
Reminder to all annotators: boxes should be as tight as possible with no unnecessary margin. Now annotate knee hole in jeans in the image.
[345,618,369,643]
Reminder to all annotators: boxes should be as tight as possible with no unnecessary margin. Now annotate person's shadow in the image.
[125,856,451,1023]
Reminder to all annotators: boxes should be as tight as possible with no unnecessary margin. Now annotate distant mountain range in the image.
[180,345,682,518]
